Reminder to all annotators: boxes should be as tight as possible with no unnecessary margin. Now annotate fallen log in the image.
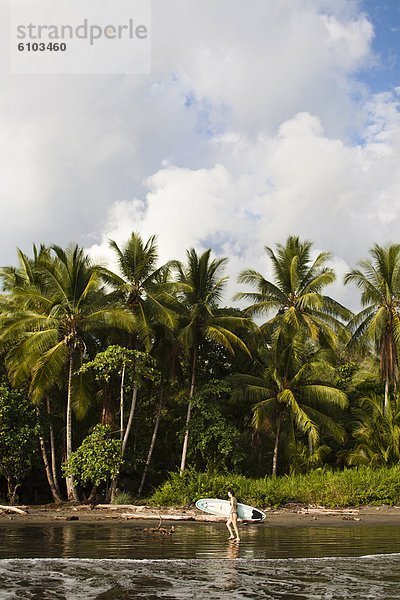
[302,508,359,516]
[121,512,194,521]
[0,505,28,515]
[97,504,146,510]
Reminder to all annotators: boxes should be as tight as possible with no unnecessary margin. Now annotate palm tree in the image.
[101,233,177,351]
[99,233,181,497]
[0,244,136,500]
[346,393,400,466]
[174,248,252,473]
[233,338,347,476]
[236,236,350,348]
[345,243,400,413]
[1,245,63,503]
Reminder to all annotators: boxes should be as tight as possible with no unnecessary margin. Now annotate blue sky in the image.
[362,0,400,91]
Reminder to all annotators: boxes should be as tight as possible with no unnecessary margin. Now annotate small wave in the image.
[2,553,400,565]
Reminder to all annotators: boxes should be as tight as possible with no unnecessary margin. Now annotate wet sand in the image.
[2,503,400,527]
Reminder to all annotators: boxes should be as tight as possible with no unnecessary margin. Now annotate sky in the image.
[1,0,400,310]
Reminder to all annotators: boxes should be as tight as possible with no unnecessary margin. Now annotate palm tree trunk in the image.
[308,432,314,455]
[180,347,197,474]
[109,382,138,502]
[384,379,390,415]
[39,430,63,503]
[122,383,138,455]
[272,414,282,477]
[46,398,61,497]
[66,353,79,501]
[36,405,63,503]
[49,422,61,497]
[120,364,125,441]
[138,386,164,497]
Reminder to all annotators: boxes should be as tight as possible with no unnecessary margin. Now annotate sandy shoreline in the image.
[2,503,400,527]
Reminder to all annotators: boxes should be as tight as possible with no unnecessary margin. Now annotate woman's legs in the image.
[231,513,240,541]
[226,517,235,539]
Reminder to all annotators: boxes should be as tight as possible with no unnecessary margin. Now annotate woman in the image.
[226,488,240,542]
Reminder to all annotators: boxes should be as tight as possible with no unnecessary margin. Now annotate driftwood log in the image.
[121,512,193,521]
[0,505,28,515]
[301,508,359,516]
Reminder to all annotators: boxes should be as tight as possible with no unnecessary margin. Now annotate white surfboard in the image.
[195,498,266,522]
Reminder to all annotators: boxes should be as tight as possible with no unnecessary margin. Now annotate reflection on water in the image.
[1,521,400,559]
[1,523,400,598]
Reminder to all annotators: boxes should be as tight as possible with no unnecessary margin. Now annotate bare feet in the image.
[228,536,235,540]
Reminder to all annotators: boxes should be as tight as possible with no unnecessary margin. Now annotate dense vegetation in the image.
[0,234,399,507]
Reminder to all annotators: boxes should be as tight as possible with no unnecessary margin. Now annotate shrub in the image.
[112,491,133,505]
[150,465,400,508]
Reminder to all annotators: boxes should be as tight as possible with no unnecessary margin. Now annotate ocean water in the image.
[1,522,400,598]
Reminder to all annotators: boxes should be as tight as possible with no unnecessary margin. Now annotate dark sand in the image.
[2,503,400,527]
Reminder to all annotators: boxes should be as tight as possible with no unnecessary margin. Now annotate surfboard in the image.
[195,498,266,522]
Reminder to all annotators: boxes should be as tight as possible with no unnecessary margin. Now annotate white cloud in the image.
[89,98,400,310]
[2,0,400,313]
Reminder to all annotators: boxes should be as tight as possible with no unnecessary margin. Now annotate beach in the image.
[2,503,400,527]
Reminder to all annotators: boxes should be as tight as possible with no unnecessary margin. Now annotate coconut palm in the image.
[233,337,347,476]
[0,244,51,292]
[346,393,400,466]
[137,323,181,497]
[174,248,252,473]
[101,233,178,351]
[236,236,350,348]
[345,243,400,413]
[0,244,136,500]
[0,245,64,502]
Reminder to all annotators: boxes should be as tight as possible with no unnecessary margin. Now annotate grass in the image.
[149,465,400,508]
[111,491,133,505]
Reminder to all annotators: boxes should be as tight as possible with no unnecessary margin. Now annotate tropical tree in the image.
[101,232,177,351]
[345,243,400,413]
[233,337,347,476]
[236,236,350,348]
[0,382,39,503]
[346,393,400,466]
[0,244,136,500]
[137,323,181,497]
[79,345,160,500]
[1,245,63,502]
[174,248,251,473]
[63,424,122,497]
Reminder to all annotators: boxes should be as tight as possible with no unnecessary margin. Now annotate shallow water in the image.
[1,522,400,598]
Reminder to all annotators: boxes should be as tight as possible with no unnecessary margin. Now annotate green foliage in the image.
[337,361,358,390]
[345,243,400,394]
[112,491,133,505]
[233,337,347,477]
[0,382,39,492]
[236,236,351,347]
[150,466,400,508]
[175,248,252,357]
[101,232,178,350]
[346,394,400,466]
[4,236,400,504]
[0,245,136,406]
[79,345,160,386]
[188,380,244,472]
[288,442,332,475]
[63,424,122,487]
